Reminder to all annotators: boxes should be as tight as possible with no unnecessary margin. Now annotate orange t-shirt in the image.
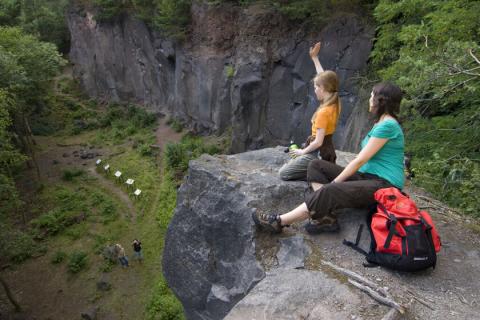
[311,104,340,137]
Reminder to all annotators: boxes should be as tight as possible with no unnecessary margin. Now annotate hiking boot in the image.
[252,212,283,233]
[304,215,339,234]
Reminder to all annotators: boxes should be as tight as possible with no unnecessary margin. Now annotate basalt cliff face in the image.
[67,1,374,152]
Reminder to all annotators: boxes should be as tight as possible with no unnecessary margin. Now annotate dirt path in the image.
[154,117,184,150]
[88,167,137,222]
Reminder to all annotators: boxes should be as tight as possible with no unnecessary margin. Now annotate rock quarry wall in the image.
[67,1,374,152]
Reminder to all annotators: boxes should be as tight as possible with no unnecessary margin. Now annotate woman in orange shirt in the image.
[279,42,341,181]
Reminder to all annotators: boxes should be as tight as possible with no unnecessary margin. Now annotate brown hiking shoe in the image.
[252,212,283,233]
[305,215,339,234]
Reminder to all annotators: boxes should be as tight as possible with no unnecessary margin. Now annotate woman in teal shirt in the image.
[253,82,405,234]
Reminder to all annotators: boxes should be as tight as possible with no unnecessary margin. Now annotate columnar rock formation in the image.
[67,1,374,152]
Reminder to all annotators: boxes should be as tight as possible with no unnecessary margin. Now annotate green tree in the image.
[0,0,70,52]
[371,0,480,214]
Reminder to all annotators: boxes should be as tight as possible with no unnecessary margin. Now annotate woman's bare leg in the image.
[311,182,323,191]
[278,203,310,225]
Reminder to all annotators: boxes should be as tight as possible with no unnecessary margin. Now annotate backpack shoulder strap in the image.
[343,224,368,255]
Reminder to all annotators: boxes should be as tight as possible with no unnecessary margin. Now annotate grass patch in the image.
[62,168,85,181]
[166,118,183,133]
[164,134,221,179]
[67,250,88,273]
[30,177,123,237]
[0,225,46,264]
[51,250,67,264]
[146,277,185,320]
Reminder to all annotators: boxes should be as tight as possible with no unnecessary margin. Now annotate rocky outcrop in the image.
[67,1,374,152]
[163,147,480,320]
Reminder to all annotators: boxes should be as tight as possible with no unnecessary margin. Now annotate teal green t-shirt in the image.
[358,119,405,189]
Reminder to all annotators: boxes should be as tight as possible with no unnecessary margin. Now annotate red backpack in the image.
[344,187,441,272]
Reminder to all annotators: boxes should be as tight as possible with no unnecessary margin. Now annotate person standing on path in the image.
[115,243,129,268]
[132,239,143,263]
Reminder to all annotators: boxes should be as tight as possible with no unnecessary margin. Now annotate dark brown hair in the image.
[371,82,403,121]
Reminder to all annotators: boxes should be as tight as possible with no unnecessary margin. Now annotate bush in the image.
[99,259,115,273]
[164,135,221,178]
[30,186,120,235]
[146,278,185,320]
[31,208,67,235]
[138,143,154,157]
[62,169,85,181]
[51,251,67,264]
[164,143,188,173]
[68,251,88,273]
[169,119,183,133]
[0,227,40,264]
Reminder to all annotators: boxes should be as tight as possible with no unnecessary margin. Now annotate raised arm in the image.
[309,42,324,74]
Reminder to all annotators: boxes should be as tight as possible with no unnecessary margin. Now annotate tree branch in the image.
[469,49,480,65]
[348,279,405,314]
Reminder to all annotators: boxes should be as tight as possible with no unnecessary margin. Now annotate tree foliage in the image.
[93,0,192,39]
[0,27,66,107]
[0,0,70,53]
[0,27,65,224]
[372,0,480,214]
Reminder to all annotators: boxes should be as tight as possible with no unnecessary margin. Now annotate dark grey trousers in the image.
[305,160,393,220]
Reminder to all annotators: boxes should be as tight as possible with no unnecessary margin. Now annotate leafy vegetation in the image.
[371,0,480,214]
[0,223,45,263]
[92,0,375,39]
[51,250,67,264]
[164,134,221,179]
[93,0,191,39]
[67,250,88,273]
[146,278,185,320]
[0,0,70,52]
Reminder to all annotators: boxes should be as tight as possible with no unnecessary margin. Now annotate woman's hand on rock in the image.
[309,42,321,59]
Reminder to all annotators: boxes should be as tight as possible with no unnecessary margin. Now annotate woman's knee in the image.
[278,164,296,181]
[278,166,290,180]
[305,184,337,219]
[307,160,329,183]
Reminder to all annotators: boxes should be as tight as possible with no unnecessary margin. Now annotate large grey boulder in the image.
[225,269,373,320]
[162,147,305,319]
[67,2,374,152]
[163,147,480,320]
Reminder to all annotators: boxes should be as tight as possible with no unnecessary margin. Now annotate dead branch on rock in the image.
[382,299,414,320]
[321,261,390,298]
[321,260,407,314]
[406,289,435,310]
[348,279,405,314]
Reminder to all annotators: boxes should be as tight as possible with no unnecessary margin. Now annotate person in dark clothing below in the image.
[132,239,143,262]
[253,82,405,234]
